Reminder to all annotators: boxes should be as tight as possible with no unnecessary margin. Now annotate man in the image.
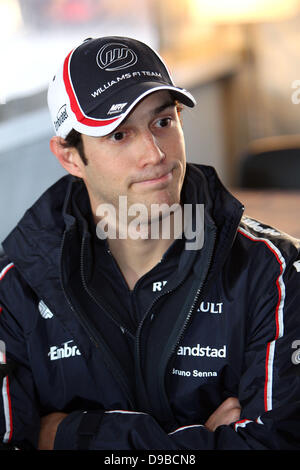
[0,36,300,451]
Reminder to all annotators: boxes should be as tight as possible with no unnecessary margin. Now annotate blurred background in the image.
[1,0,300,252]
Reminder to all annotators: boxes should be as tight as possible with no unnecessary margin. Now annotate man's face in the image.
[78,91,187,219]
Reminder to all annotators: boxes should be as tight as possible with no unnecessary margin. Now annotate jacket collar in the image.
[2,164,244,291]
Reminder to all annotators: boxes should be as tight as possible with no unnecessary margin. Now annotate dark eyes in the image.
[108,117,172,142]
[156,117,171,128]
[110,131,126,142]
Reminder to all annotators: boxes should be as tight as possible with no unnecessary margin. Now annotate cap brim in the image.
[72,81,196,137]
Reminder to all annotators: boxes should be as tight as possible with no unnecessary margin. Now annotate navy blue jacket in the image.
[1,164,300,450]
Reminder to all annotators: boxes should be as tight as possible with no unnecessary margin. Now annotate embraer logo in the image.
[48,340,81,361]
[96,43,138,71]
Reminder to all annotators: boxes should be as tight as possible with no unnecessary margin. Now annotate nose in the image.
[136,130,165,167]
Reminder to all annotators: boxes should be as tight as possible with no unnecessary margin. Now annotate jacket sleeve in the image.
[0,262,41,449]
[53,245,300,451]
[0,307,41,450]
[52,401,300,450]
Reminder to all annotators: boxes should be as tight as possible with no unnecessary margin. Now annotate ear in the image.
[49,136,84,178]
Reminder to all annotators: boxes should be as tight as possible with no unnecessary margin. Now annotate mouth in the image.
[132,164,176,188]
[137,171,173,186]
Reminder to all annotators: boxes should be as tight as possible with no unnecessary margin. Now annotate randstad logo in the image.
[54,104,68,131]
[48,340,81,361]
[96,43,138,71]
[177,344,226,358]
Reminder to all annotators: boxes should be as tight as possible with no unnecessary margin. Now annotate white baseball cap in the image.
[47,36,196,138]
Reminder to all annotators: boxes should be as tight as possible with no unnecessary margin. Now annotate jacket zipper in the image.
[60,228,135,408]
[159,228,216,424]
[135,226,217,421]
[80,234,135,339]
[165,230,216,364]
[79,233,135,406]
[59,229,102,348]
[134,276,187,412]
[157,205,245,423]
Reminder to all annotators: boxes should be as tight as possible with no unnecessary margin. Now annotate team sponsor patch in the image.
[38,300,54,319]
[48,340,81,361]
[177,344,226,357]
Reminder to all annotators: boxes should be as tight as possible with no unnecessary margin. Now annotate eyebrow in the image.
[124,99,176,125]
[152,99,176,116]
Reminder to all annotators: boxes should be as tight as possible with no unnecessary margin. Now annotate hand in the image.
[38,412,68,450]
[205,397,241,432]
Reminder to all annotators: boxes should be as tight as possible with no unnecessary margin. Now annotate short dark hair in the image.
[62,129,88,165]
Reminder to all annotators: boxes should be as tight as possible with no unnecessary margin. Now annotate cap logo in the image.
[96,42,137,72]
[107,102,127,115]
[54,104,68,131]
